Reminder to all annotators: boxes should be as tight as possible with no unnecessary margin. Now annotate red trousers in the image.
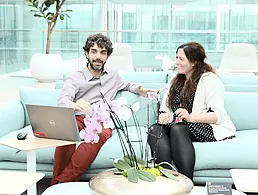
[51,115,112,185]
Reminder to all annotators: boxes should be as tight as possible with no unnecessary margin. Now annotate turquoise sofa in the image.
[1,85,258,184]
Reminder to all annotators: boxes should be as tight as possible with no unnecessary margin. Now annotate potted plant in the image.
[25,0,72,82]
[79,93,194,195]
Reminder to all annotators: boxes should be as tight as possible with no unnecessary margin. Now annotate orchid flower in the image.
[80,97,142,143]
[85,132,99,144]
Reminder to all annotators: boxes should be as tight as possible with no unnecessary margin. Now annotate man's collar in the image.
[84,64,108,81]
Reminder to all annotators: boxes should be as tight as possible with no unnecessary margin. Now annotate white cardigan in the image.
[160,72,236,141]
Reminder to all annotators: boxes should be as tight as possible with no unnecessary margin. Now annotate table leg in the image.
[27,150,37,195]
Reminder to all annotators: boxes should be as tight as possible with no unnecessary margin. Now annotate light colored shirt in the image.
[160,72,236,141]
[57,66,140,112]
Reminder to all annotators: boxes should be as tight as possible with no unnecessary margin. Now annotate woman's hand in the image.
[175,108,193,122]
[159,113,172,124]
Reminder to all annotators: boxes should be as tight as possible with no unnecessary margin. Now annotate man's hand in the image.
[175,108,193,122]
[159,113,172,124]
[73,99,91,112]
[136,86,155,97]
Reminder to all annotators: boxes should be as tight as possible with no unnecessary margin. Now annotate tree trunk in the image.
[46,22,52,54]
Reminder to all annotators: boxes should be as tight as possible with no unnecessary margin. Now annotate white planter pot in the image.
[30,53,63,82]
[89,168,193,195]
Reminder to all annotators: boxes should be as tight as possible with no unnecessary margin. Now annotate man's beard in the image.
[88,59,105,72]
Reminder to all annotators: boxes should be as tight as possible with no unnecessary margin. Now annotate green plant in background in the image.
[25,0,72,54]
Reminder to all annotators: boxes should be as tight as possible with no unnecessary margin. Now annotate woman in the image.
[147,42,236,181]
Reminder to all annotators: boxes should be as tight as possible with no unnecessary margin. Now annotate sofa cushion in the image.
[19,88,61,126]
[225,84,258,92]
[119,72,168,83]
[220,75,258,85]
[225,92,258,131]
[0,125,149,170]
[194,130,258,171]
[0,101,25,138]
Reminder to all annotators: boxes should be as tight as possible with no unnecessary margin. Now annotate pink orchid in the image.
[80,99,124,144]
[86,119,102,134]
[85,133,99,144]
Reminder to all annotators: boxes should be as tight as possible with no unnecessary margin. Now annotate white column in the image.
[15,3,24,65]
[216,5,221,51]
[99,0,108,34]
[117,4,122,43]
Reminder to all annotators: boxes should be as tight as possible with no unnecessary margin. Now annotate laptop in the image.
[26,104,81,142]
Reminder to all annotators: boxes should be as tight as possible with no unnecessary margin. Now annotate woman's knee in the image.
[148,124,162,137]
[170,123,190,138]
[147,124,163,144]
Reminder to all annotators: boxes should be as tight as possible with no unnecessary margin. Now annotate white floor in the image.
[0,69,57,105]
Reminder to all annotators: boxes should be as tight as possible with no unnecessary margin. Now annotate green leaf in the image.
[34,1,39,8]
[62,9,72,12]
[47,16,53,20]
[42,7,48,13]
[113,159,131,171]
[124,155,147,167]
[59,14,64,20]
[30,10,38,12]
[34,13,44,17]
[137,170,156,182]
[28,4,35,7]
[46,12,54,17]
[44,0,55,7]
[160,169,179,181]
[56,0,60,9]
[127,167,138,183]
[64,13,70,18]
[25,0,33,3]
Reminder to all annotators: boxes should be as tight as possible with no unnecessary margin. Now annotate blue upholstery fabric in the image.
[0,101,25,138]
[19,87,61,125]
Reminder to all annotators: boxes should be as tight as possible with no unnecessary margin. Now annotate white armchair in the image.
[62,56,87,73]
[218,43,258,75]
[105,43,135,72]
[62,43,135,73]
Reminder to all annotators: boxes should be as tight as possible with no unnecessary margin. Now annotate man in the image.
[52,33,152,185]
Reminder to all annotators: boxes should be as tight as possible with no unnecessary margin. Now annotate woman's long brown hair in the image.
[167,42,216,110]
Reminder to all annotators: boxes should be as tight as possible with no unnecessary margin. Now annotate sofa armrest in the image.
[0,101,25,138]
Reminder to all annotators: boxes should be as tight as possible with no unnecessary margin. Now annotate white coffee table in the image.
[0,171,45,195]
[41,182,93,195]
[41,182,247,195]
[190,186,246,195]
[230,169,258,193]
[0,136,77,195]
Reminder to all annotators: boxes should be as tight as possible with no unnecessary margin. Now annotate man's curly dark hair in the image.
[83,33,113,56]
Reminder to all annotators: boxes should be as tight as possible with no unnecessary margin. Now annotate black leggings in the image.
[147,123,197,181]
